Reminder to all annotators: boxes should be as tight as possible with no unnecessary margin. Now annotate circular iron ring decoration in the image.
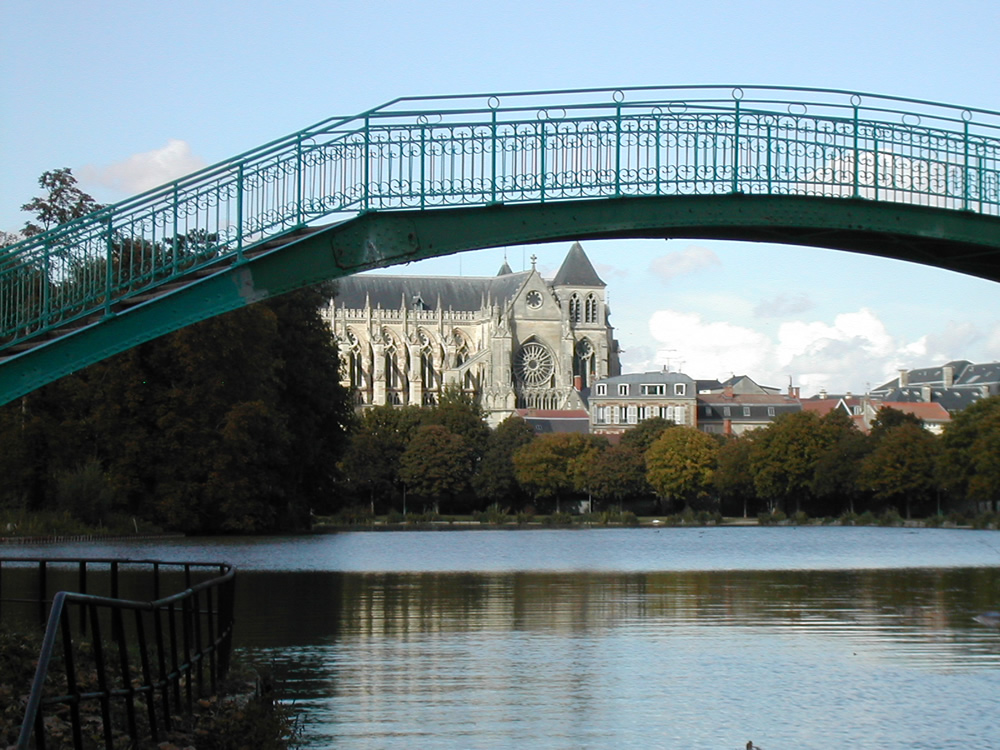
[515,342,555,386]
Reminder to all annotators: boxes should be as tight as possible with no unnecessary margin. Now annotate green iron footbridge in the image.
[3,84,1000,405]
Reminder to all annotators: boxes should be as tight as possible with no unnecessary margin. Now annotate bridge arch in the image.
[3,85,1000,404]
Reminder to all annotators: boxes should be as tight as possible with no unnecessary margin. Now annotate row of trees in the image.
[335,398,1000,520]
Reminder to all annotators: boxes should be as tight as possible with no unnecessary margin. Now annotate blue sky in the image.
[3,0,1000,395]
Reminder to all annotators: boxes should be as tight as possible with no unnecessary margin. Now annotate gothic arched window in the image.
[585,294,599,323]
[569,293,581,322]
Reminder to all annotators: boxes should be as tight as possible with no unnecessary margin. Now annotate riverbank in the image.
[311,508,998,532]
[0,627,298,749]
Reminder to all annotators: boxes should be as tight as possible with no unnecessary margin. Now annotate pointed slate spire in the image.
[497,260,513,276]
[552,242,605,286]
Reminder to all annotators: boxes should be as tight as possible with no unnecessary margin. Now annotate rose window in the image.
[515,342,555,386]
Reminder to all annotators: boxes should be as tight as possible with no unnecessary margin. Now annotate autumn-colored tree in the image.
[513,432,603,512]
[399,425,473,511]
[749,411,825,514]
[576,444,650,510]
[472,415,536,508]
[646,426,720,511]
[859,421,939,518]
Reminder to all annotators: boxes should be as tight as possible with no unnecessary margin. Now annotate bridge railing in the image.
[0,557,235,750]
[3,85,1000,353]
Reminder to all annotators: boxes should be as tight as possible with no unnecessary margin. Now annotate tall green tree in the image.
[645,426,720,510]
[339,404,424,512]
[473,415,536,508]
[749,411,825,514]
[714,435,758,517]
[399,424,473,511]
[811,409,871,515]
[619,416,674,455]
[938,395,1000,511]
[859,421,939,518]
[20,168,103,236]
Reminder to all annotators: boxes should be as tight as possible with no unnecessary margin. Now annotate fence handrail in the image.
[5,85,1000,358]
[2,557,235,750]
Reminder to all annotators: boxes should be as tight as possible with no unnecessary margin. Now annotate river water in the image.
[5,527,1000,749]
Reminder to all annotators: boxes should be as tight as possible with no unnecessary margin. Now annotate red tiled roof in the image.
[515,409,589,419]
[878,401,951,422]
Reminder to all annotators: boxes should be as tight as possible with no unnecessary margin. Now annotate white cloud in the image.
[648,245,720,282]
[643,305,959,396]
[81,139,205,195]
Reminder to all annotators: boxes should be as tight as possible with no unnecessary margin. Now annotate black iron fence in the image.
[0,557,236,749]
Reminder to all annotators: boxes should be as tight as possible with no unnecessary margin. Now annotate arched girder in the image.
[3,192,1000,405]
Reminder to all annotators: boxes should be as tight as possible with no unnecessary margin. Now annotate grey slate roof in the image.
[334,271,530,312]
[552,242,605,287]
[884,386,986,412]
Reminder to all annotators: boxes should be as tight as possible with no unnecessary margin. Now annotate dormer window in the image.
[674,383,686,396]
[618,383,629,396]
[595,383,607,396]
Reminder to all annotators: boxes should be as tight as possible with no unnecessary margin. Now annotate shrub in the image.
[758,509,787,526]
[385,509,404,524]
[792,511,810,526]
[620,511,639,526]
[924,514,945,528]
[856,510,877,526]
[484,503,510,525]
[543,511,575,526]
[838,511,858,526]
[878,508,903,527]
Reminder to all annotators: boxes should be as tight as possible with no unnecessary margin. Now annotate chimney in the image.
[723,385,734,399]
[788,386,800,399]
[921,385,932,402]
[943,365,954,387]
[820,388,827,400]
[574,375,582,391]
[899,368,909,387]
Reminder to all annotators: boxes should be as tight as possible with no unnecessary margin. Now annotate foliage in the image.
[574,444,650,507]
[748,411,825,514]
[513,433,604,509]
[619,416,674,455]
[399,424,473,507]
[868,406,923,443]
[714,435,757,516]
[20,168,103,237]
[859,421,939,518]
[472,415,535,506]
[645,426,719,510]
[938,395,1000,509]
[810,410,871,515]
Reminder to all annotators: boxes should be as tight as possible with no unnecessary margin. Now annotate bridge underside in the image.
[3,194,1000,404]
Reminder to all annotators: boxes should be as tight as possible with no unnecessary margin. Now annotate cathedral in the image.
[324,242,621,425]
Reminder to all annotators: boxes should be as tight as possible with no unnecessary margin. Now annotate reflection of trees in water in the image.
[231,568,1000,649]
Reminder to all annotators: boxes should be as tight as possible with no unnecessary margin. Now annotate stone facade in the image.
[323,243,621,425]
[589,371,698,435]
